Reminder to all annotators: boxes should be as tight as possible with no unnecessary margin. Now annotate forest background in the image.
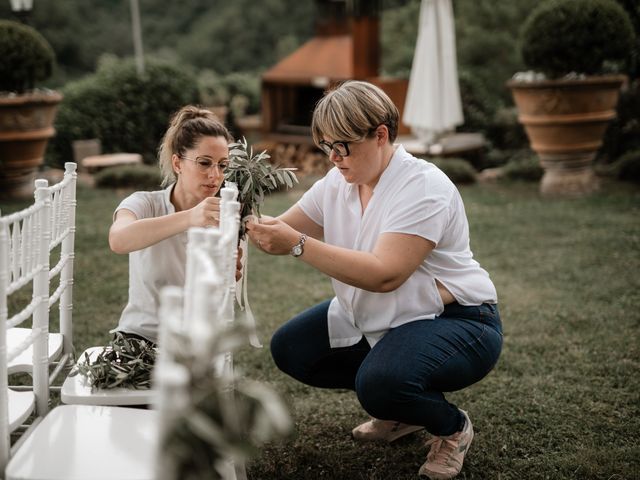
[0,0,537,104]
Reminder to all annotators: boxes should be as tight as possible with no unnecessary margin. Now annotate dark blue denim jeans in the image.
[270,301,503,436]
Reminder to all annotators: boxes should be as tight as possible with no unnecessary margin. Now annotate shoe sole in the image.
[386,424,425,443]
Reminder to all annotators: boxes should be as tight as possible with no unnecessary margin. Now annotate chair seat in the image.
[61,347,156,406]
[7,389,35,432]
[5,405,158,480]
[7,328,64,374]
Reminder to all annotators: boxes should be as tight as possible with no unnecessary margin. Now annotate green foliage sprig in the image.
[70,332,156,390]
[158,323,292,479]
[225,138,298,238]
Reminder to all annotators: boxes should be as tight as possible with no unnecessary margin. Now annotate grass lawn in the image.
[1,178,639,479]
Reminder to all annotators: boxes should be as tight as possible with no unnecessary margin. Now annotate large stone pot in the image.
[507,75,626,197]
[0,91,63,199]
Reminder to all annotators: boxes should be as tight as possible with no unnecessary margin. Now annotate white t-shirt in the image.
[112,184,187,343]
[297,145,497,348]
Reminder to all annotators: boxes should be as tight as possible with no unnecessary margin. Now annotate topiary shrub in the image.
[46,55,198,168]
[486,107,529,151]
[94,164,163,190]
[428,157,477,185]
[612,149,640,183]
[501,152,544,182]
[0,20,55,93]
[521,0,635,78]
[456,69,496,136]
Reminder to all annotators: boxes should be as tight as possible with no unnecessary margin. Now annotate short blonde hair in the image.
[311,80,399,146]
[158,105,232,187]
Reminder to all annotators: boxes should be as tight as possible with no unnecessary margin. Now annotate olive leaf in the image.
[225,137,298,238]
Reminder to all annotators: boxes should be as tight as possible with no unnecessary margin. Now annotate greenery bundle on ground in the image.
[94,164,163,190]
[71,332,156,390]
[0,20,54,93]
[226,138,298,238]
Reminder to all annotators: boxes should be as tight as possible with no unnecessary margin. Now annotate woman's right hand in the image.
[188,197,221,228]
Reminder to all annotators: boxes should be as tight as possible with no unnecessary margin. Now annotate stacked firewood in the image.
[254,141,330,177]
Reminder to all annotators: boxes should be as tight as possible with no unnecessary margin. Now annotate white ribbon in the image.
[236,235,262,348]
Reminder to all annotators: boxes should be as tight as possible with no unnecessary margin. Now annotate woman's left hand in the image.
[246,216,300,255]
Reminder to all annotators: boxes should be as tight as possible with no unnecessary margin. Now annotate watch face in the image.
[292,245,303,256]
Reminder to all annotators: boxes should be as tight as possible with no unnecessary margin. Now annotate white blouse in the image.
[111,184,187,343]
[297,145,497,348]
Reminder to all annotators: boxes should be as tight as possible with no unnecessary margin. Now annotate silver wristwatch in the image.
[290,233,307,257]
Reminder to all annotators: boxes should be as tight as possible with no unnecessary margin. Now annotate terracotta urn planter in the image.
[0,91,63,199]
[507,75,626,196]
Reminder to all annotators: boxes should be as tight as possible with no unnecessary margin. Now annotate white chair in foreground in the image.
[0,180,54,473]
[7,162,77,387]
[5,404,157,480]
[4,175,157,480]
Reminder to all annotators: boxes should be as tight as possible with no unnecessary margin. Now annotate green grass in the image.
[1,179,639,479]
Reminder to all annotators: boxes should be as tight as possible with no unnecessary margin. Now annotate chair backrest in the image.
[0,180,52,470]
[0,162,77,471]
[46,163,77,361]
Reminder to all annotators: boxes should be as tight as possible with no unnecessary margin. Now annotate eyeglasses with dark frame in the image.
[181,155,229,174]
[318,125,384,158]
[318,140,351,157]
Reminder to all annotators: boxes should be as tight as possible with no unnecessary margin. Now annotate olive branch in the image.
[69,332,156,390]
[225,137,298,238]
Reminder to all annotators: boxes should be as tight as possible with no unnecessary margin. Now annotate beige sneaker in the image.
[419,410,474,479]
[352,418,424,443]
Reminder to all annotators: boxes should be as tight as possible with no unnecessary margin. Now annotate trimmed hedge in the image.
[613,149,640,183]
[501,153,544,182]
[521,0,635,77]
[46,56,198,168]
[94,164,163,190]
[428,157,477,185]
[0,20,54,93]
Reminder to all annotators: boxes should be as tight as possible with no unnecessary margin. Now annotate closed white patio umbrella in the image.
[403,0,463,145]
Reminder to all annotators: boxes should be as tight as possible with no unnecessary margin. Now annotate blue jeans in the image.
[270,301,503,436]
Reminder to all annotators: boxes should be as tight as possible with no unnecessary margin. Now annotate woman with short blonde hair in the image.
[248,80,502,479]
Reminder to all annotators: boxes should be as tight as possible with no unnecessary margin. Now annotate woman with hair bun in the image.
[247,81,502,479]
[108,105,240,344]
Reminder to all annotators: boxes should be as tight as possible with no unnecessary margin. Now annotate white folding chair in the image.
[0,179,53,473]
[4,171,157,480]
[5,404,158,480]
[60,164,152,406]
[7,162,77,387]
